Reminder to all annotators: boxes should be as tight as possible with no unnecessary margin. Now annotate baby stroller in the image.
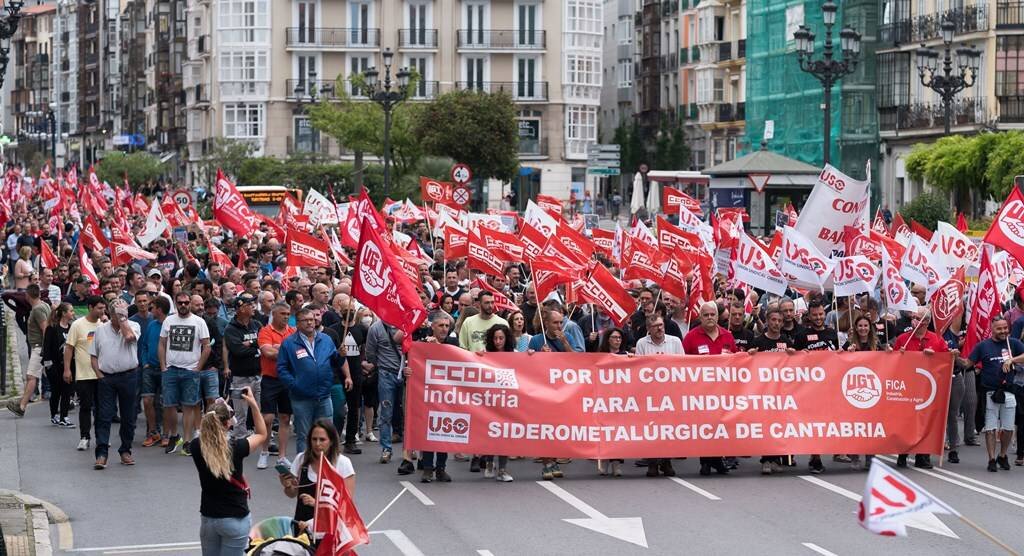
[247,516,315,556]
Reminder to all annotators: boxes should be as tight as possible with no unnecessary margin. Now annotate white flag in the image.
[900,234,950,297]
[928,221,977,273]
[779,226,836,292]
[137,196,169,247]
[302,188,337,226]
[882,247,917,312]
[732,233,787,296]
[859,459,959,537]
[794,164,871,256]
[831,255,880,297]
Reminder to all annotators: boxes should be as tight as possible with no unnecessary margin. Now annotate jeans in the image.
[420,452,448,470]
[291,396,333,454]
[330,384,348,437]
[962,370,978,443]
[95,370,139,459]
[229,376,261,440]
[199,514,251,556]
[946,373,965,449]
[76,380,98,440]
[377,369,404,452]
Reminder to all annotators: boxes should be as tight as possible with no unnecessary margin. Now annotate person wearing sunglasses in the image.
[159,291,212,456]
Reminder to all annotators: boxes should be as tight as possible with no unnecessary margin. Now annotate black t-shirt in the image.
[190,437,251,518]
[729,326,756,352]
[781,322,805,339]
[750,333,795,353]
[793,326,840,351]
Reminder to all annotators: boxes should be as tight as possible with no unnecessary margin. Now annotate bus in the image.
[236,185,304,217]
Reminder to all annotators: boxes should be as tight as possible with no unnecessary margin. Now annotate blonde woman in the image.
[14,245,33,290]
[190,388,267,556]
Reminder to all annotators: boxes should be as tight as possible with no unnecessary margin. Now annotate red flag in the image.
[930,268,965,336]
[419,176,453,204]
[287,228,331,268]
[531,255,584,302]
[956,212,969,233]
[622,237,666,283]
[81,215,109,252]
[352,218,427,349]
[872,208,889,235]
[133,194,150,215]
[478,226,525,262]
[553,222,595,262]
[78,244,99,290]
[327,229,353,266]
[784,203,799,226]
[276,191,302,230]
[577,261,637,327]
[869,229,906,264]
[910,219,933,242]
[589,228,615,258]
[662,186,703,217]
[110,240,158,266]
[963,247,1001,356]
[473,277,519,312]
[468,230,506,277]
[443,226,468,259]
[983,186,1024,263]
[312,455,369,555]
[890,213,907,240]
[405,238,430,264]
[535,194,563,217]
[213,169,256,237]
[255,213,286,242]
[40,240,59,270]
[209,242,235,269]
[844,225,883,260]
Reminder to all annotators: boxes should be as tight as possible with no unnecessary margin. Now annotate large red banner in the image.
[406,345,952,459]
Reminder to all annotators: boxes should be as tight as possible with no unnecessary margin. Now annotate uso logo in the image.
[842,366,882,409]
[427,411,471,444]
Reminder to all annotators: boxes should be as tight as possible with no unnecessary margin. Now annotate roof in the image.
[702,145,821,176]
[22,4,56,16]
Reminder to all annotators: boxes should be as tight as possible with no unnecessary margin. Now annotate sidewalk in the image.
[0,493,43,556]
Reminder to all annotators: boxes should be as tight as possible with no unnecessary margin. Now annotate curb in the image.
[0,491,69,555]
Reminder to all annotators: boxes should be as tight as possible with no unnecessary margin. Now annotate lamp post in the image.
[0,0,24,90]
[792,0,861,166]
[362,47,410,196]
[915,20,981,135]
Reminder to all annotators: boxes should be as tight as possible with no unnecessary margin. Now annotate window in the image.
[565,53,601,86]
[218,0,269,43]
[876,51,910,107]
[784,4,803,44]
[565,105,597,157]
[408,55,430,97]
[996,35,1024,97]
[349,1,371,45]
[348,55,370,96]
[219,49,269,95]
[565,0,601,49]
[295,54,317,95]
[293,117,319,153]
[517,56,539,98]
[518,3,540,46]
[464,2,486,45]
[296,1,316,43]
[617,60,632,88]
[617,15,632,45]
[407,2,429,46]
[224,103,264,139]
[465,56,486,89]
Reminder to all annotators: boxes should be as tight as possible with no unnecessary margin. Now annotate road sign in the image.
[588,154,621,164]
[452,185,471,206]
[451,163,472,184]
[587,167,621,176]
[587,143,621,154]
[172,189,193,211]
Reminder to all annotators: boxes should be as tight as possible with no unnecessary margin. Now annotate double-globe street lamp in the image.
[915,19,981,135]
[792,0,861,166]
[0,0,24,90]
[24,103,56,163]
[361,48,410,196]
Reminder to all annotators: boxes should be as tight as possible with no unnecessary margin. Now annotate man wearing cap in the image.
[64,276,92,310]
[146,267,176,315]
[225,293,263,440]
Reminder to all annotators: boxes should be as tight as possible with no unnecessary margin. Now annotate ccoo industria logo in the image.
[424,359,520,389]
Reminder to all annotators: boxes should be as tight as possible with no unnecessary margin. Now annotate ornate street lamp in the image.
[361,47,411,196]
[792,0,861,165]
[0,1,25,89]
[915,19,981,135]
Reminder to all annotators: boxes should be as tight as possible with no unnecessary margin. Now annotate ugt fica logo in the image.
[842,366,882,409]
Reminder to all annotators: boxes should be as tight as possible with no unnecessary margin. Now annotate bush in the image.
[900,192,952,231]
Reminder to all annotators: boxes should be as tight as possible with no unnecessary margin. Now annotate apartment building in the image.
[182,0,602,205]
[635,0,681,138]
[600,0,637,142]
[7,3,56,162]
[875,0,1024,210]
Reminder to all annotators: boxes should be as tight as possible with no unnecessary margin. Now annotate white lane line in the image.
[366,487,409,529]
[370,530,426,556]
[68,541,202,552]
[668,477,722,501]
[876,455,1024,502]
[876,455,1024,510]
[399,480,436,506]
[104,547,200,555]
[477,550,496,556]
[802,542,839,556]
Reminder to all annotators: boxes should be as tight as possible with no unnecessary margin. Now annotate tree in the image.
[900,192,951,231]
[96,151,167,188]
[415,89,519,183]
[197,138,256,186]
[984,131,1024,201]
[653,117,690,170]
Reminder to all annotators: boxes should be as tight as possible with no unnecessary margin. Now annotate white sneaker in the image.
[277,456,292,469]
[484,462,495,479]
[257,451,269,469]
[495,470,514,482]
[76,438,89,451]
[366,432,378,442]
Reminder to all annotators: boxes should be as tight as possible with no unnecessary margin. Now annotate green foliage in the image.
[900,192,952,231]
[984,131,1024,200]
[613,118,647,174]
[96,151,167,188]
[653,116,691,170]
[414,89,519,183]
[197,138,256,186]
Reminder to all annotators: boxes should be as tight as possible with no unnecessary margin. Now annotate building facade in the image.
[7,3,56,165]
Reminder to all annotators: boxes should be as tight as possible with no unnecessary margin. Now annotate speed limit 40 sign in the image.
[451,163,472,184]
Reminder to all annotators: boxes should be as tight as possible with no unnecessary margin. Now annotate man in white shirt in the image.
[90,300,141,469]
[634,315,682,478]
[159,291,211,456]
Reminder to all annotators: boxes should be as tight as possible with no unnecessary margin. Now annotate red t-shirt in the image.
[683,326,737,355]
[258,324,295,378]
[894,330,948,353]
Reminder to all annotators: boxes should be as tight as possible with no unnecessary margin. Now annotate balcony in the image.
[191,84,209,106]
[660,52,678,71]
[662,0,679,16]
[286,79,338,100]
[518,136,548,158]
[997,1,1024,27]
[409,80,440,100]
[738,39,746,58]
[456,29,546,50]
[879,97,986,131]
[285,27,380,49]
[718,41,732,62]
[398,28,438,49]
[455,81,548,101]
[716,102,744,122]
[879,4,988,44]
[999,96,1024,122]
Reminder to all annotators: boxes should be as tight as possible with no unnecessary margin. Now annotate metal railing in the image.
[398,28,438,48]
[997,1,1024,26]
[518,135,548,157]
[718,41,732,61]
[879,4,988,44]
[738,39,746,58]
[455,81,549,101]
[999,96,1024,122]
[286,78,338,100]
[716,102,744,122]
[409,80,440,99]
[456,29,546,49]
[879,97,987,130]
[285,27,381,48]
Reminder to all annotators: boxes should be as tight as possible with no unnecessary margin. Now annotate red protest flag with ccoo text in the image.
[468,230,506,277]
[287,228,331,268]
[78,243,99,291]
[213,169,256,237]
[40,240,59,270]
[81,214,109,252]
[443,226,469,259]
[473,277,520,312]
[478,226,525,262]
[983,186,1024,263]
[535,194,563,217]
[662,186,703,217]
[577,261,637,327]
[312,454,369,556]
[352,217,427,349]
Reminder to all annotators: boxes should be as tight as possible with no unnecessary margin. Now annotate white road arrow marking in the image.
[536,481,648,548]
[798,475,959,539]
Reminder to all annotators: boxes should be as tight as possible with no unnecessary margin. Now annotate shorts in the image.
[200,369,220,401]
[260,376,292,415]
[141,366,162,396]
[26,346,44,379]
[984,391,1017,432]
[163,367,201,407]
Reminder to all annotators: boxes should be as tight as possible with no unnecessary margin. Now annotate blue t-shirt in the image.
[1011,316,1024,342]
[968,337,1024,390]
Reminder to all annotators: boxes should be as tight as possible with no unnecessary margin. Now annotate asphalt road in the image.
[4,404,1024,556]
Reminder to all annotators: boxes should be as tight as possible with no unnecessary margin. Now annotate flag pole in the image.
[531,262,547,340]
[957,514,1021,556]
